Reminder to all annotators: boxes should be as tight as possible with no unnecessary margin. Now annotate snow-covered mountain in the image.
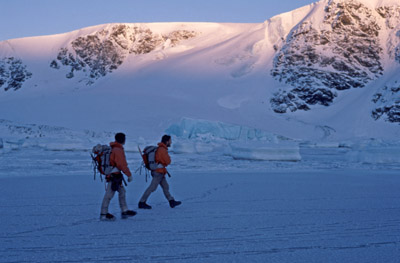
[0,0,399,142]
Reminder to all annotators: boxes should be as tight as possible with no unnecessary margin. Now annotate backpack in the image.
[140,146,165,171]
[137,145,171,181]
[91,144,120,181]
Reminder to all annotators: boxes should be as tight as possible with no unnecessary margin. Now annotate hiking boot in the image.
[138,202,152,209]
[121,210,137,219]
[169,200,182,208]
[100,213,116,221]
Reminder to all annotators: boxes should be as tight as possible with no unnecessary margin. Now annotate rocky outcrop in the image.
[0,57,32,91]
[271,0,383,113]
[50,24,197,84]
[372,81,400,123]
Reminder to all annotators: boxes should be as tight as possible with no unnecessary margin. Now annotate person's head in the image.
[115,132,126,145]
[161,134,172,147]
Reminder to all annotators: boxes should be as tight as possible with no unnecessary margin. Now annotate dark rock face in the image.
[271,0,383,113]
[0,57,32,91]
[372,81,400,123]
[50,24,197,84]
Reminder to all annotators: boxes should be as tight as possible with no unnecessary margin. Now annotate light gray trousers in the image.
[140,171,174,202]
[100,182,128,214]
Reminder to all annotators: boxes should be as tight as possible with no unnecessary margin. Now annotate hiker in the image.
[100,132,136,221]
[138,135,181,209]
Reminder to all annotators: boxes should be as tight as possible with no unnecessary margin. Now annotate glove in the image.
[128,176,133,183]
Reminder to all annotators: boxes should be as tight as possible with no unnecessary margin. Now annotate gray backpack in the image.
[91,144,120,180]
[142,146,165,171]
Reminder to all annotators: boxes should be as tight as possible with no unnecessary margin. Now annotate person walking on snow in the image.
[100,133,136,221]
[138,135,181,209]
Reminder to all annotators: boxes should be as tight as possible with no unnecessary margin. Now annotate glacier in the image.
[165,117,289,142]
[166,118,301,161]
[1,117,399,165]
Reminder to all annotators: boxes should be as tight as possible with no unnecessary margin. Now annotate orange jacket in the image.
[155,142,171,175]
[109,142,132,177]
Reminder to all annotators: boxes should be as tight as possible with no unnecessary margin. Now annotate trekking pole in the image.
[138,146,143,157]
[166,171,171,178]
[137,146,147,182]
[90,154,97,181]
[122,177,128,186]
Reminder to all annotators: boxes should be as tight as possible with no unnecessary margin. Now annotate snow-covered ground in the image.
[1,137,400,262]
[1,163,399,262]
[0,114,399,263]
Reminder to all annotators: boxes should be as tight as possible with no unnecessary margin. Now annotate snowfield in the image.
[1,165,399,262]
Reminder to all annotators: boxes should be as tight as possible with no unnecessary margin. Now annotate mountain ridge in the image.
[0,0,399,141]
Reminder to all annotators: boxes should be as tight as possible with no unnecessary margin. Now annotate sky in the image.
[0,0,317,41]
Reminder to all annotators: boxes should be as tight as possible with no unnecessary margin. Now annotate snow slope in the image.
[0,0,400,144]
